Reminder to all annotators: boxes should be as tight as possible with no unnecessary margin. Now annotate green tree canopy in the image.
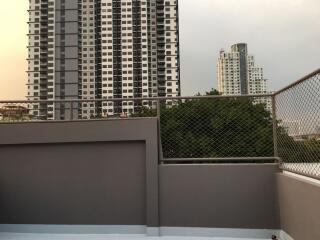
[134,90,274,158]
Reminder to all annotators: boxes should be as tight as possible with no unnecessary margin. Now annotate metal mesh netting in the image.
[0,102,39,122]
[0,100,158,122]
[0,101,82,122]
[0,96,275,161]
[276,72,320,178]
[160,96,274,159]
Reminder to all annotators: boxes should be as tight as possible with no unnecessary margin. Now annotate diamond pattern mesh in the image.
[276,73,320,178]
[1,71,319,180]
[160,96,274,159]
[0,102,38,122]
[0,100,158,122]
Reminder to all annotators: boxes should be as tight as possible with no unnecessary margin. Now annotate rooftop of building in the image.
[0,69,319,240]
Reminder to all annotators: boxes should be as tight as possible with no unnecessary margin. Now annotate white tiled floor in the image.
[0,233,271,240]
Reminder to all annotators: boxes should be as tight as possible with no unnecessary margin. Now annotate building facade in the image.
[217,43,267,96]
[27,0,180,120]
[217,43,271,110]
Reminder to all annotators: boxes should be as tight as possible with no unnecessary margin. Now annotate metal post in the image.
[156,99,163,162]
[156,99,161,119]
[272,95,279,162]
[70,101,74,121]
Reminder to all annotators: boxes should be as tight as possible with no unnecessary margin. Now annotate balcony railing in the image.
[0,69,319,180]
[274,69,320,180]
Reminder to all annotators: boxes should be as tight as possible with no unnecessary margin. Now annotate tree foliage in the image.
[134,90,274,158]
[277,126,320,163]
[133,90,319,162]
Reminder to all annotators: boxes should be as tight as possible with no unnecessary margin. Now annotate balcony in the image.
[0,69,320,240]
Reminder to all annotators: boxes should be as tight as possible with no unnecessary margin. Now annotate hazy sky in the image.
[0,1,28,100]
[0,0,319,99]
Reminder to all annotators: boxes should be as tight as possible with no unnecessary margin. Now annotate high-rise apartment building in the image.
[27,0,180,120]
[217,43,267,96]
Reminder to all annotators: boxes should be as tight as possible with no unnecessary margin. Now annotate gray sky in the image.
[0,0,319,99]
[179,0,320,95]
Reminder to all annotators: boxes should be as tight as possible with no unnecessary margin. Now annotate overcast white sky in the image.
[0,0,319,99]
[179,0,320,95]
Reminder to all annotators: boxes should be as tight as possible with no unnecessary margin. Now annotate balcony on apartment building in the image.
[0,69,319,240]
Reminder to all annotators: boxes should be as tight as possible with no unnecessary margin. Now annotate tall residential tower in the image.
[27,0,180,120]
[217,43,267,96]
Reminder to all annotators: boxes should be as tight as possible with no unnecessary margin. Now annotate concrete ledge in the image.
[0,225,280,239]
[159,227,280,239]
[0,225,146,235]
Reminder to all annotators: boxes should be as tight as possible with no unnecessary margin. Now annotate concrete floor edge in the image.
[279,231,294,240]
[159,227,280,239]
[0,225,282,238]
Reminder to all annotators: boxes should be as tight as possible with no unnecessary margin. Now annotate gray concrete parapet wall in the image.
[0,119,159,228]
[277,173,320,240]
[159,164,281,229]
[0,119,295,237]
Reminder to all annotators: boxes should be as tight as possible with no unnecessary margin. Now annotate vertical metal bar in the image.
[70,101,74,121]
[272,95,279,161]
[156,99,161,118]
[156,99,163,162]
